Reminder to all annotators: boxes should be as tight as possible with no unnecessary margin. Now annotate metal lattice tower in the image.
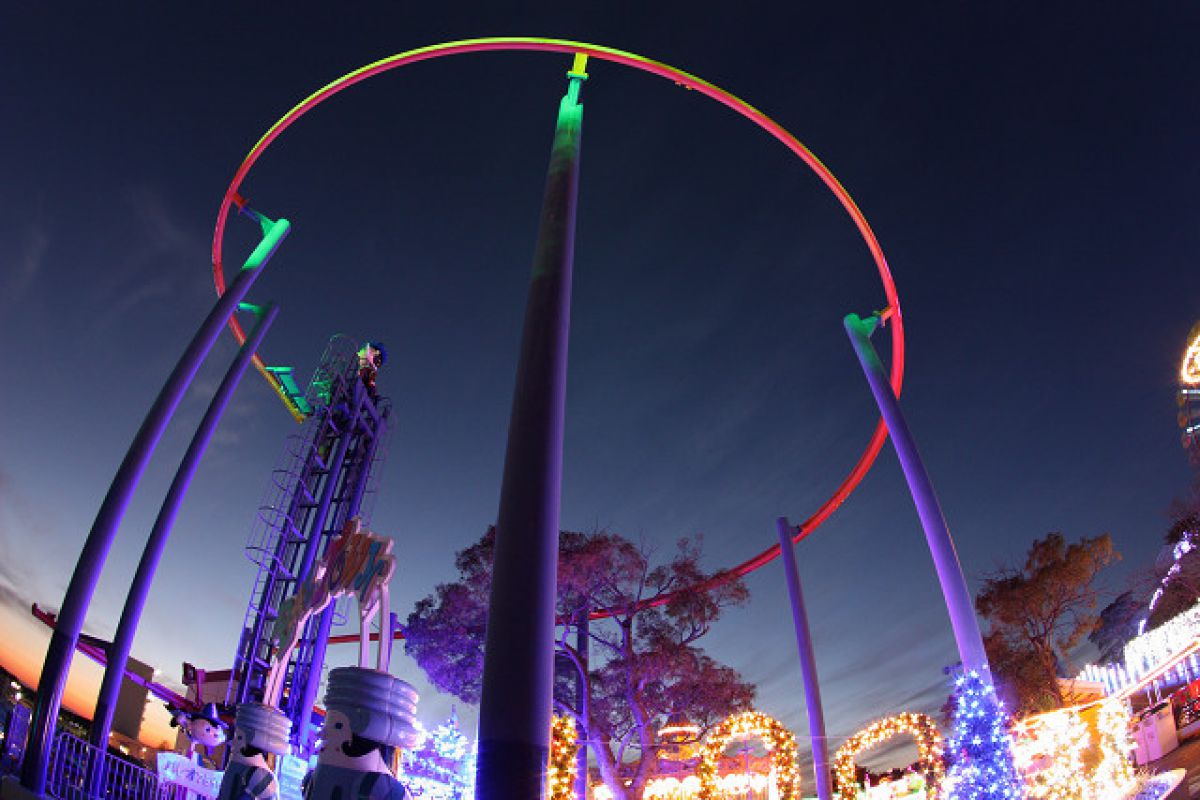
[228,335,391,753]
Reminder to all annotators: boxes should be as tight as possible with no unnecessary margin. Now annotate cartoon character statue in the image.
[356,342,387,402]
[218,703,293,800]
[168,702,229,768]
[303,667,420,800]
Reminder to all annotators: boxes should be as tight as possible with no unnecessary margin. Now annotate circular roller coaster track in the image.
[210,38,905,628]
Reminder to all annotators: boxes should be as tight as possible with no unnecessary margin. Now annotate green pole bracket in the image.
[242,213,291,272]
[559,52,588,113]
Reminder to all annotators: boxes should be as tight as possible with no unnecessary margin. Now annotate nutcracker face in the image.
[230,728,268,765]
[316,710,388,773]
[187,717,227,749]
[316,710,355,766]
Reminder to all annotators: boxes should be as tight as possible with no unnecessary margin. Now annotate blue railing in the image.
[45,731,174,800]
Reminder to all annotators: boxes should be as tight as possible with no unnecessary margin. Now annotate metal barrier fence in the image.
[45,731,165,800]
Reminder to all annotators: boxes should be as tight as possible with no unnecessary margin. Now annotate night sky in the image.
[2,3,1199,774]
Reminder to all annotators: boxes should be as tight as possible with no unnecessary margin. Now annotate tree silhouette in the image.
[975,533,1118,714]
[404,527,755,800]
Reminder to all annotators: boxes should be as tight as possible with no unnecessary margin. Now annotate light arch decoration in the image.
[696,711,801,800]
[832,712,944,800]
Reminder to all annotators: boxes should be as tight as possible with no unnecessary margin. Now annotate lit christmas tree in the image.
[943,671,1025,800]
[401,709,475,800]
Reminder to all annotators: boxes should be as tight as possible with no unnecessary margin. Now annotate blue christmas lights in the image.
[943,671,1025,800]
[401,711,475,800]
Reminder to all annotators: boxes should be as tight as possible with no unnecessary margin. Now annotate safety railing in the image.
[45,731,161,800]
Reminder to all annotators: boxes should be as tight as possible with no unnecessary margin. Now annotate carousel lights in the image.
[696,711,800,800]
[832,712,944,800]
[547,715,579,800]
[644,774,771,800]
[657,725,701,739]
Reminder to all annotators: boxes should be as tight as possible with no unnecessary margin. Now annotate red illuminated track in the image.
[212,39,904,634]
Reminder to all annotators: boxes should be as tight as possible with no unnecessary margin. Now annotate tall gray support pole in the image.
[89,304,280,757]
[476,58,586,800]
[843,312,989,675]
[775,517,832,800]
[13,215,289,798]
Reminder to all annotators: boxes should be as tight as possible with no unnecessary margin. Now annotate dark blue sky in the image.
[2,3,1198,772]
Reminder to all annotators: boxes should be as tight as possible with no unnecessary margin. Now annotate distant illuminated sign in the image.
[1181,324,1200,385]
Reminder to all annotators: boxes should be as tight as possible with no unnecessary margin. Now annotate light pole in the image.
[475,55,588,800]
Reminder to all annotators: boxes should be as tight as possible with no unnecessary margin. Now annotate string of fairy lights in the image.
[546,716,579,800]
[695,711,801,800]
[534,691,1136,800]
[1010,700,1135,800]
[831,712,945,800]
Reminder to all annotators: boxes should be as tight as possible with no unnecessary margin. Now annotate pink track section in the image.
[211,39,905,625]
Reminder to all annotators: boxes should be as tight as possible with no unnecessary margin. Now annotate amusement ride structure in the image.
[228,336,392,756]
[6,36,1026,800]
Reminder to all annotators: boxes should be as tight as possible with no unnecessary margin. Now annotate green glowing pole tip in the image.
[243,218,290,271]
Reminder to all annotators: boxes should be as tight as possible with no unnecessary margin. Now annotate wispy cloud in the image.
[1,227,48,314]
[87,185,210,336]
[0,469,60,617]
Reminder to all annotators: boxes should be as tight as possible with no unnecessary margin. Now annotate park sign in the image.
[271,516,396,656]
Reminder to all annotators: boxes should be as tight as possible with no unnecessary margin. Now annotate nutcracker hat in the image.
[324,667,418,749]
[235,702,292,756]
[195,703,227,729]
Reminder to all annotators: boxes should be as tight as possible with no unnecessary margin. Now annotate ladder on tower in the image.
[227,335,392,754]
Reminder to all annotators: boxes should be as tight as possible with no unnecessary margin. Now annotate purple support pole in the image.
[843,312,989,675]
[574,613,589,800]
[89,303,280,757]
[476,61,585,800]
[15,216,288,796]
[775,517,832,800]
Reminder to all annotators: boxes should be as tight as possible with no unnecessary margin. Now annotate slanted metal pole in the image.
[476,55,587,800]
[776,517,832,800]
[15,214,288,797]
[89,303,280,758]
[843,312,989,675]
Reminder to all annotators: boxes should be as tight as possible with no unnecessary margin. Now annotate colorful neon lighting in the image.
[210,37,905,610]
